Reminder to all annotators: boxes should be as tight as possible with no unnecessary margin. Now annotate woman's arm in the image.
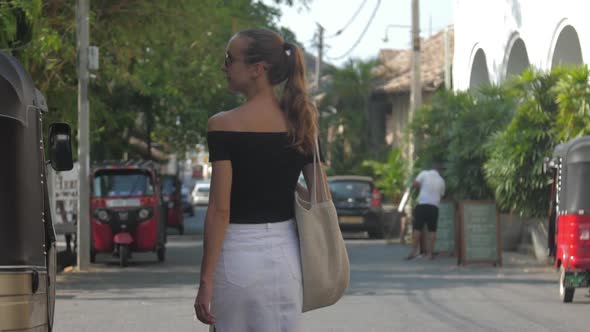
[195,117,233,325]
[200,160,232,285]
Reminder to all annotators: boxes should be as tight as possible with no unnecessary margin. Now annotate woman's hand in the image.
[194,281,215,325]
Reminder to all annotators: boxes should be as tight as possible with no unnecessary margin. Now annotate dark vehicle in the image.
[161,174,185,234]
[545,136,590,303]
[90,161,167,267]
[328,176,387,239]
[0,50,73,331]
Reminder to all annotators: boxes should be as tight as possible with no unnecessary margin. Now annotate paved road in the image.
[54,207,590,332]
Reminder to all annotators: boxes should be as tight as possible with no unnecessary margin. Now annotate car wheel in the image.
[119,245,129,267]
[368,227,385,239]
[559,265,575,303]
[157,246,166,262]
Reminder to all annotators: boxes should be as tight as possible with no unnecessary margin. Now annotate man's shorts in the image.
[413,204,439,232]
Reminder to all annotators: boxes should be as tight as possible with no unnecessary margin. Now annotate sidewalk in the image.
[388,237,553,272]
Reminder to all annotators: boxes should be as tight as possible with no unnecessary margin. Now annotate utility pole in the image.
[444,26,451,89]
[403,0,421,236]
[409,0,421,169]
[76,0,90,270]
[315,23,324,92]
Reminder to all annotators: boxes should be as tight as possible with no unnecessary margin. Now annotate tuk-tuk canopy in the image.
[552,136,590,214]
[0,50,47,126]
[0,51,48,266]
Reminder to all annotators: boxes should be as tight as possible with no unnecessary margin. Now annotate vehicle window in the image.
[328,181,372,199]
[565,162,590,212]
[197,186,210,193]
[93,170,155,197]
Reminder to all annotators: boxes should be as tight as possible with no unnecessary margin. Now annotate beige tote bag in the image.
[294,138,350,312]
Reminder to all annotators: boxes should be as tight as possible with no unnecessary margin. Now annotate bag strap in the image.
[311,136,328,206]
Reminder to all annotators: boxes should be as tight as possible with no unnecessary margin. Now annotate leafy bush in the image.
[409,90,471,172]
[553,66,590,141]
[445,85,515,200]
[406,66,590,217]
[408,87,514,201]
[484,69,562,217]
[362,148,408,202]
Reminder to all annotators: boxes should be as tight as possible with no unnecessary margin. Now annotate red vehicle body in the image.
[546,136,590,302]
[161,175,184,234]
[89,161,166,267]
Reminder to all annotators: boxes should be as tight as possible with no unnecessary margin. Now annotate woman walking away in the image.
[194,28,324,332]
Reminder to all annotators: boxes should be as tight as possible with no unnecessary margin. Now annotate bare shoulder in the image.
[207,109,238,132]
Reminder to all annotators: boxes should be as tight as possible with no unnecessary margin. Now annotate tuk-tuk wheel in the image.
[90,249,96,263]
[559,266,575,303]
[119,245,129,267]
[157,247,166,262]
[178,224,184,235]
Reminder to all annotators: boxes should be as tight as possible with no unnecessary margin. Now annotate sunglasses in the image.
[224,52,235,67]
[224,52,266,69]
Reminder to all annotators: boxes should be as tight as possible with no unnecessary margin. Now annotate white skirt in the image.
[210,219,303,332]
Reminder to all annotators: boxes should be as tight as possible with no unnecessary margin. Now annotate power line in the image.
[326,0,381,61]
[325,0,369,39]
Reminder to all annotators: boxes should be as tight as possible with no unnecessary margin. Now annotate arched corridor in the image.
[469,49,491,89]
[551,25,583,68]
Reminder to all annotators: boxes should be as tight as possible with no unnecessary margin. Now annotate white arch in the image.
[469,48,491,89]
[549,20,583,68]
[503,33,530,81]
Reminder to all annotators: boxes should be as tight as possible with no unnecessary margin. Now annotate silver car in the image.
[192,182,210,206]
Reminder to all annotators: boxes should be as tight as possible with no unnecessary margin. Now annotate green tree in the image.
[1,0,307,161]
[320,58,376,175]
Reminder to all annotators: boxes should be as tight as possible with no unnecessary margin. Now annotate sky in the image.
[262,0,454,67]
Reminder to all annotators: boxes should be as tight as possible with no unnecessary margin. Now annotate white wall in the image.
[453,0,590,91]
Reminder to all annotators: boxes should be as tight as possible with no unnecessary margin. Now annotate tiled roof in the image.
[372,26,454,94]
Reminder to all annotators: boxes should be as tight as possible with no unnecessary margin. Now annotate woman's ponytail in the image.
[280,43,318,156]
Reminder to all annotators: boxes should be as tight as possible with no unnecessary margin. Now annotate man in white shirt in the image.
[406,166,445,260]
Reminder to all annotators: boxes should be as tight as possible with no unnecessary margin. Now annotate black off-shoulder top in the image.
[207,131,322,224]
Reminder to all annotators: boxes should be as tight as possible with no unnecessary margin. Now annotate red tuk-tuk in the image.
[545,136,590,302]
[90,160,167,267]
[161,174,184,234]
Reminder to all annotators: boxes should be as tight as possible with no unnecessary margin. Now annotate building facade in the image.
[453,0,588,90]
[370,28,453,151]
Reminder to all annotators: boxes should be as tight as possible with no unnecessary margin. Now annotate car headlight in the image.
[138,208,150,219]
[95,209,110,222]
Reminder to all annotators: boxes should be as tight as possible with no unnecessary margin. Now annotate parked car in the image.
[192,182,210,206]
[327,176,388,239]
[181,185,194,216]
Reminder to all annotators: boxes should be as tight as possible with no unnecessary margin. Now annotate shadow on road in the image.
[344,242,558,297]
[57,236,203,296]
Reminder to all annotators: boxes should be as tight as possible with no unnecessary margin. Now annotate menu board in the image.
[459,201,502,266]
[434,201,456,255]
